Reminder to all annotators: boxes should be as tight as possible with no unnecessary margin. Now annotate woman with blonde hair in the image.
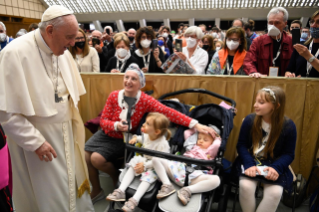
[69,28,100,72]
[104,33,139,73]
[236,86,296,212]
[207,27,247,75]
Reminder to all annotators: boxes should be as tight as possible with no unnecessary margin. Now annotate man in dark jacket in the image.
[243,7,293,77]
[92,30,109,72]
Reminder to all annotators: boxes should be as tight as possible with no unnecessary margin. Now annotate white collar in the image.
[262,119,271,133]
[118,89,142,127]
[135,49,151,57]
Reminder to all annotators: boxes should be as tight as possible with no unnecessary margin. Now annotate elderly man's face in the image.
[268,12,287,32]
[199,26,206,33]
[128,30,136,37]
[232,20,243,28]
[50,15,78,56]
[92,31,102,40]
[0,24,5,34]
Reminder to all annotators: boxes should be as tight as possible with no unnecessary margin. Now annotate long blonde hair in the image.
[147,112,171,140]
[251,86,286,159]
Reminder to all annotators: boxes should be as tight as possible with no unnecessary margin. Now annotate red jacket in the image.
[243,31,293,76]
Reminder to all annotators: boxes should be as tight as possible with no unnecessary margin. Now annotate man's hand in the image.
[141,67,148,73]
[35,141,57,162]
[101,34,112,42]
[111,69,120,73]
[134,162,144,175]
[94,44,102,53]
[249,73,267,78]
[244,166,261,177]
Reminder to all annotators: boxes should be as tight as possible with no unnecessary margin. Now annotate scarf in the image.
[218,48,246,74]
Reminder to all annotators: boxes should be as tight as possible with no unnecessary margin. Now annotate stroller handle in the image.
[158,88,236,108]
[126,144,223,167]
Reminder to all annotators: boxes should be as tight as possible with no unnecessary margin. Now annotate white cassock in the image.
[0,29,94,212]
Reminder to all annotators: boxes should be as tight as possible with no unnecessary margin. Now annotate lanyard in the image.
[0,36,9,50]
[272,44,281,66]
[116,59,127,72]
[307,41,319,77]
[142,53,151,69]
[226,59,233,75]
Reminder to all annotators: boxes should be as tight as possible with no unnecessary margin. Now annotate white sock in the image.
[152,157,171,185]
[132,181,151,202]
[118,167,135,192]
[239,176,258,212]
[187,175,220,193]
[256,183,283,212]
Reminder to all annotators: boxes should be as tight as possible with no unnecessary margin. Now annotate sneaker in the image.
[122,197,138,212]
[91,189,106,204]
[156,184,176,199]
[177,187,192,205]
[106,189,126,201]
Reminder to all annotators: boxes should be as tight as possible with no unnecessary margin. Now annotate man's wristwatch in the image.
[308,56,316,63]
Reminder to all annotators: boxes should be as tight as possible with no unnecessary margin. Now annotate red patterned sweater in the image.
[100,90,193,139]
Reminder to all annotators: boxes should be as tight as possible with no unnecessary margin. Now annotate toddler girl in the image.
[106,112,171,212]
[152,125,221,205]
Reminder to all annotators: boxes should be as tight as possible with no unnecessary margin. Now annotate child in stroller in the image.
[152,124,221,205]
[106,112,171,212]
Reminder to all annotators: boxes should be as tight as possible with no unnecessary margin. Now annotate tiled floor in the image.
[95,173,310,212]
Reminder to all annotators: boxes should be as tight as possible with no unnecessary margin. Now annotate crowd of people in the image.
[0,4,317,212]
[0,7,318,78]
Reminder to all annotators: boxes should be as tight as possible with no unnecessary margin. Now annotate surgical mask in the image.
[117,48,128,58]
[186,37,197,48]
[162,33,168,38]
[202,45,209,50]
[310,27,319,39]
[216,47,221,51]
[140,39,151,48]
[301,32,308,40]
[128,37,134,42]
[226,40,239,51]
[0,33,6,42]
[75,41,85,49]
[267,24,281,37]
[212,32,218,38]
[158,40,164,46]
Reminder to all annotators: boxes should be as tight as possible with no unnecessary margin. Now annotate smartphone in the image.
[175,39,182,52]
[291,29,301,45]
[152,39,158,51]
[106,28,110,35]
[92,38,101,47]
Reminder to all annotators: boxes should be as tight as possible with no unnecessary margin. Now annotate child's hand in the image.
[129,137,137,144]
[134,162,144,174]
[207,154,211,159]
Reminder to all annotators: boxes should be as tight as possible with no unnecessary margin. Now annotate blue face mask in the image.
[301,32,308,40]
[310,27,319,39]
[158,40,164,46]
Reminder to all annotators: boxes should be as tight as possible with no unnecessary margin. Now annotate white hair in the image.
[184,26,204,39]
[104,26,113,33]
[38,15,75,32]
[0,21,6,31]
[128,28,136,33]
[267,7,289,22]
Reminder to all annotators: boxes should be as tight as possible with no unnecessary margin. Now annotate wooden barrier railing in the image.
[80,73,319,179]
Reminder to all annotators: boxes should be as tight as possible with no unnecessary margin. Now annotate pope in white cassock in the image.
[0,5,94,212]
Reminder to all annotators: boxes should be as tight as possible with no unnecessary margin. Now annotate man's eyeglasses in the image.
[309,19,319,26]
[75,37,85,41]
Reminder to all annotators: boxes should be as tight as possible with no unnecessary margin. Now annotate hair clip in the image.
[262,88,276,101]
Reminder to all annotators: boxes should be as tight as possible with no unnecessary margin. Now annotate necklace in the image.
[34,32,62,103]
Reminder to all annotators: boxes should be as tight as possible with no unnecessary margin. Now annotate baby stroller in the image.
[108,88,236,212]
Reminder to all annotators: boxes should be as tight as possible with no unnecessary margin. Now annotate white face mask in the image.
[226,40,240,51]
[268,24,281,37]
[140,39,151,48]
[186,37,197,48]
[212,32,218,38]
[162,33,168,38]
[216,46,221,51]
[117,48,128,58]
[0,33,6,42]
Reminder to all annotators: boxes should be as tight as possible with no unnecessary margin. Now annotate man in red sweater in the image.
[243,7,293,77]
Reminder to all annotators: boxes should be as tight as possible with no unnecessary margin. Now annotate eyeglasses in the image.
[309,19,319,26]
[226,38,240,42]
[75,36,85,41]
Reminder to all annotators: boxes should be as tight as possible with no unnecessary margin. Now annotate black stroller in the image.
[108,88,236,212]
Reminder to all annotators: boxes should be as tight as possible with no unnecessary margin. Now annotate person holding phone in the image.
[174,26,208,74]
[91,30,109,72]
[133,26,165,73]
[285,10,319,78]
[104,33,139,73]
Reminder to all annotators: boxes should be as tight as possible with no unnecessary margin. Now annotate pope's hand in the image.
[35,141,57,162]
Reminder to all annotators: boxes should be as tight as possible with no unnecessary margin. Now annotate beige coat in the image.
[0,29,93,212]
[75,47,100,73]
